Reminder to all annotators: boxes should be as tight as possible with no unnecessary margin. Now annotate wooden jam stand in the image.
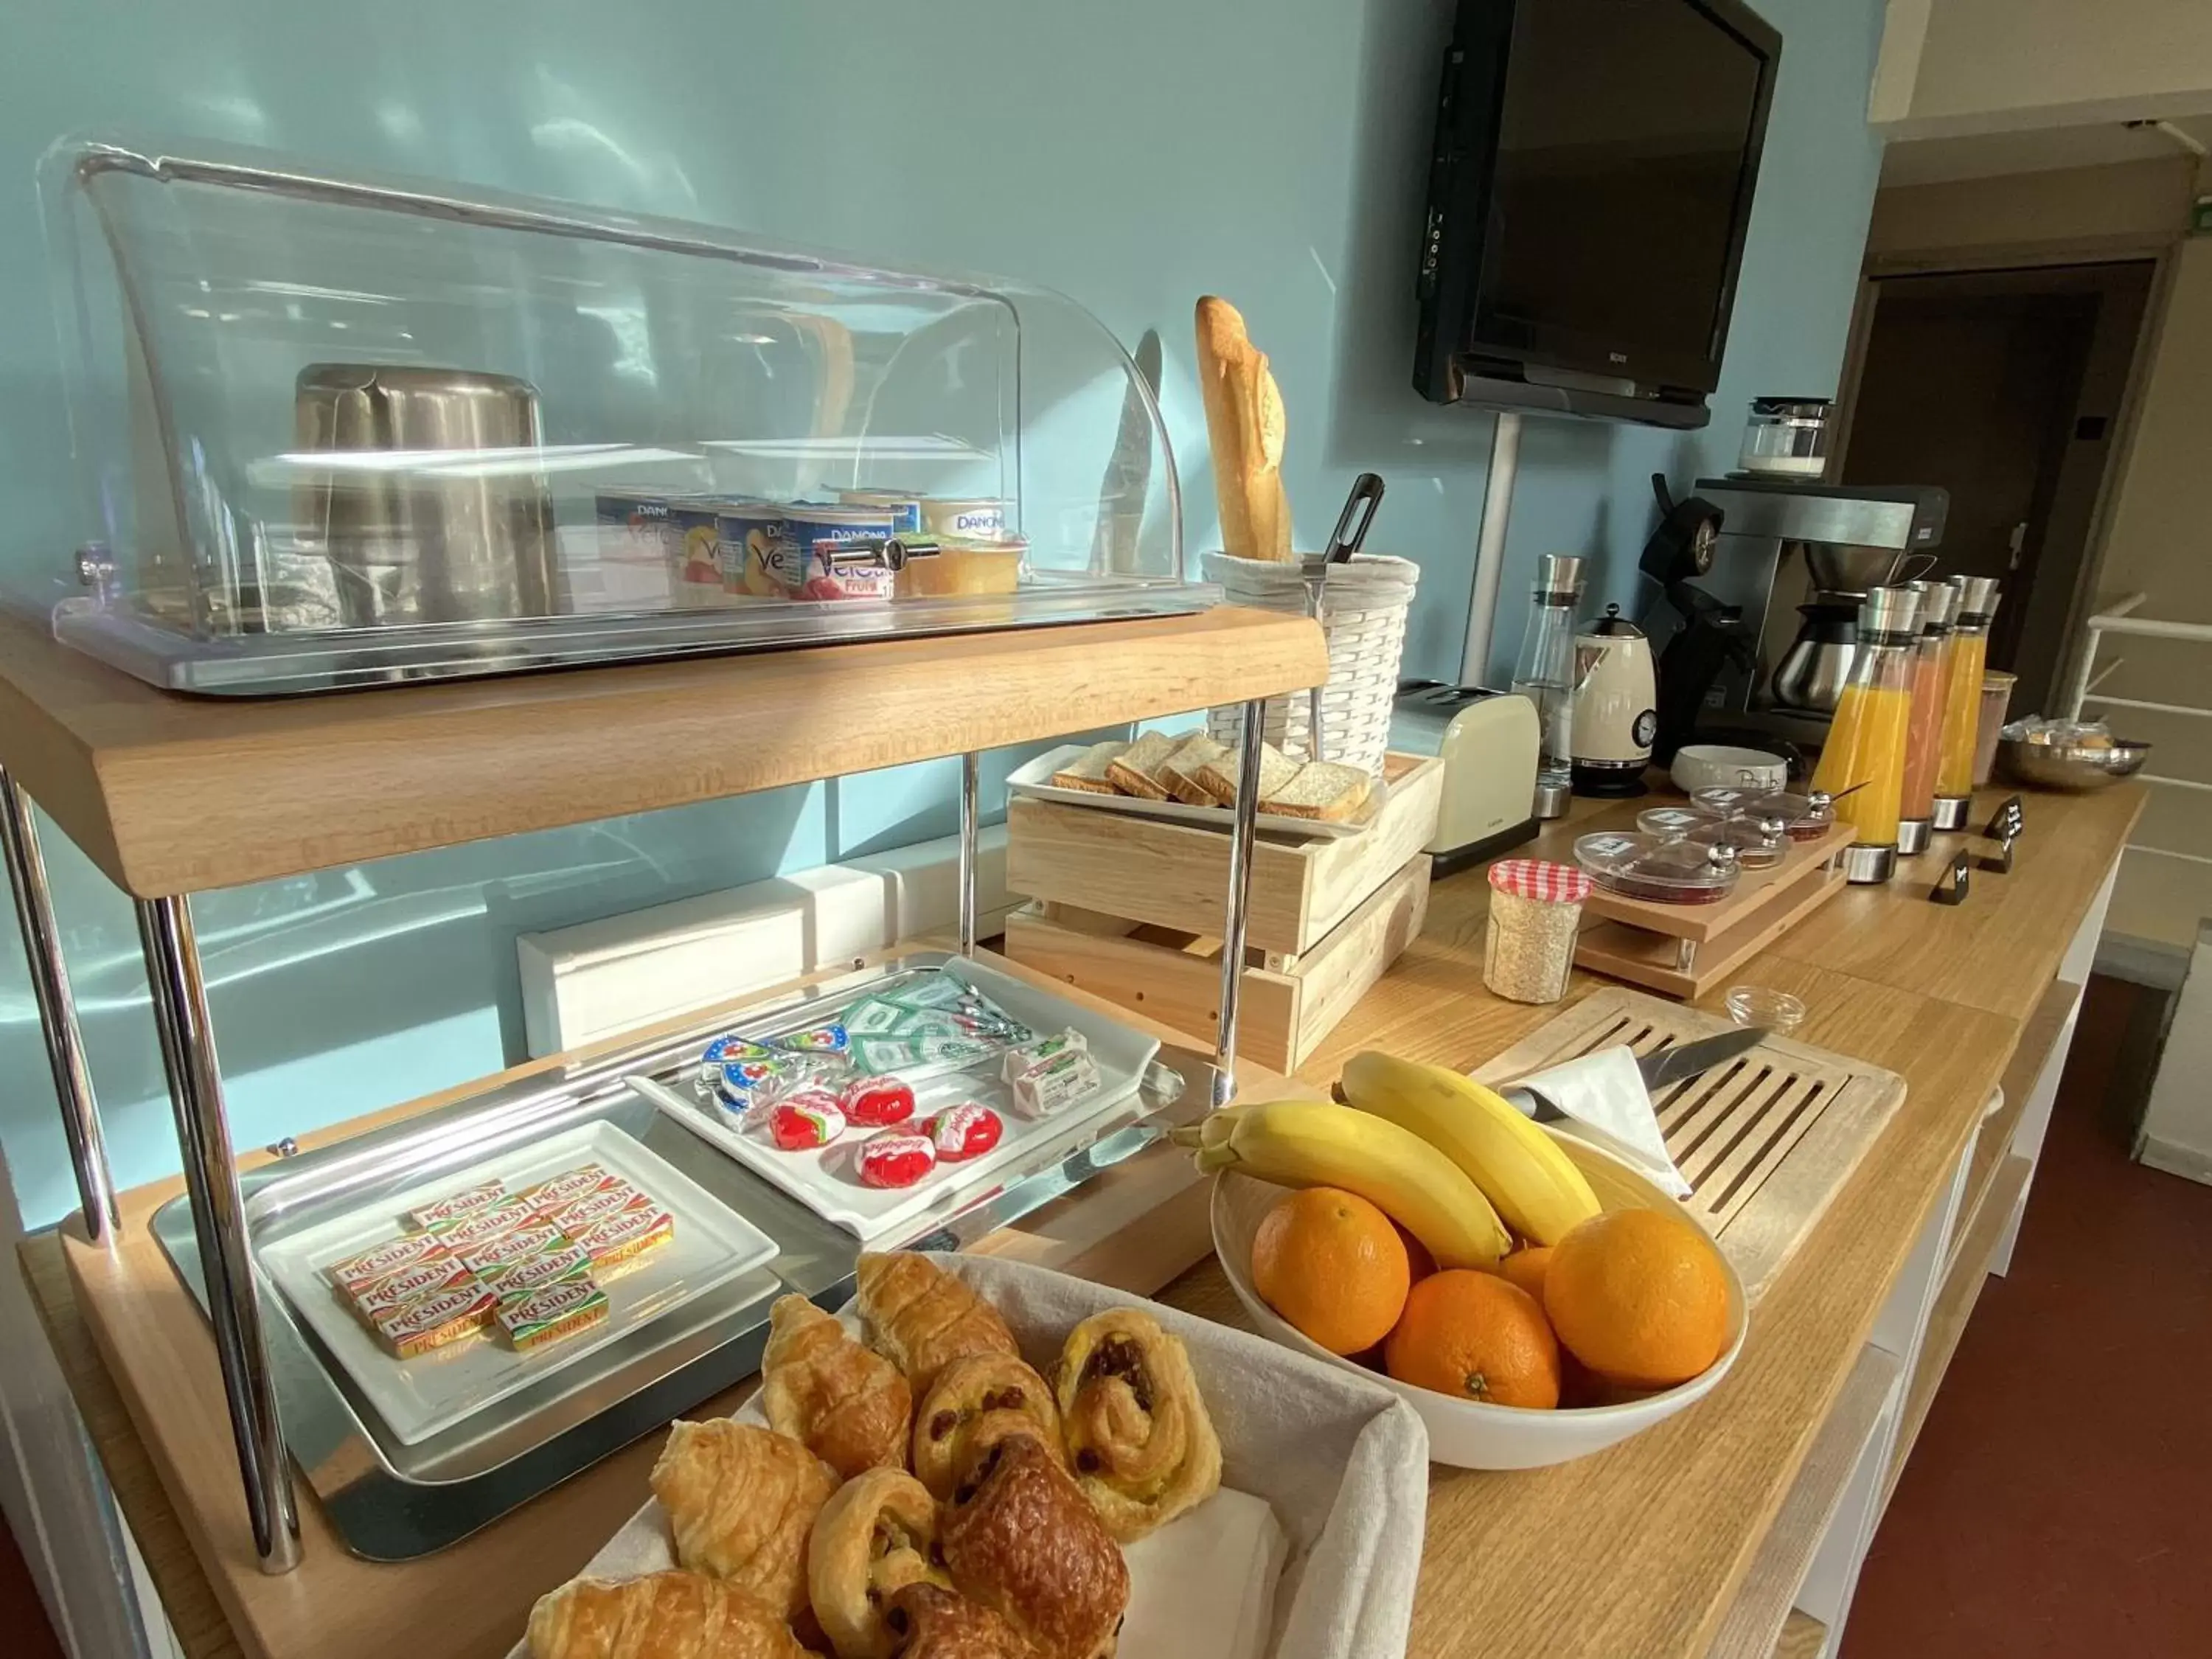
[1573,823,1848,1000]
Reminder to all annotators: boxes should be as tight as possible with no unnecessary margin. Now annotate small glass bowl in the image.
[1725,985,1806,1035]
[1637,806,1713,841]
[1687,814,1788,871]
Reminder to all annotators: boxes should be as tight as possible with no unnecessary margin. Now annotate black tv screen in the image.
[1413,0,1781,427]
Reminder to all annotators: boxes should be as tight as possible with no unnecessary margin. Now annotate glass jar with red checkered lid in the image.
[1483,858,1591,1004]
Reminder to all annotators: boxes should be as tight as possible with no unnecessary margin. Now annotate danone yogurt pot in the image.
[717,501,789,599]
[919,497,1008,539]
[779,506,894,582]
[667,499,731,607]
[795,538,897,600]
[836,489,924,535]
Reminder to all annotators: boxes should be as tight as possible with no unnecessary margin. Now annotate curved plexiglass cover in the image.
[40,136,1196,693]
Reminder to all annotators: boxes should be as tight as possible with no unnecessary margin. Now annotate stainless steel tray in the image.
[56,577,1217,696]
[151,953,1216,1559]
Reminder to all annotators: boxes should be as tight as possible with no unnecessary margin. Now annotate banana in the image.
[1188,1098,1509,1267]
[1338,1051,1603,1246]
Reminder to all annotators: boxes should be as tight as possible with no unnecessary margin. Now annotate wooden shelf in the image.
[1883,1152,2034,1509]
[1705,1343,1899,1659]
[0,607,1324,897]
[1772,1610,1828,1659]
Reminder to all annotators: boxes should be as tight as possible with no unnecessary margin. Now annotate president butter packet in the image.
[406,1179,507,1231]
[498,1276,610,1353]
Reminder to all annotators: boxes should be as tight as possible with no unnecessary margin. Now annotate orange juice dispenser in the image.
[1896,580,1958,856]
[1932,576,2002,830]
[1812,585,1922,883]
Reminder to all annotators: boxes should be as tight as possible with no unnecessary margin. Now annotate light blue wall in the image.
[0,0,1888,1225]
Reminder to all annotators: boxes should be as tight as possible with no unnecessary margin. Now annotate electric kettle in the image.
[1570,605,1658,797]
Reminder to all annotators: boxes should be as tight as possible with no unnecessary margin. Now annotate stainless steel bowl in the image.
[1997,735,2152,792]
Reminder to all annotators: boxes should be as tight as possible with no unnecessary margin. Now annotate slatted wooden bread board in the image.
[1473,987,1906,1304]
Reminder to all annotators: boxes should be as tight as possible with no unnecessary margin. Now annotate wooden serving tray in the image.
[1574,823,1847,999]
[1475,987,1907,1303]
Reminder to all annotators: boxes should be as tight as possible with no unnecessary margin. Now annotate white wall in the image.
[1879,0,2212,135]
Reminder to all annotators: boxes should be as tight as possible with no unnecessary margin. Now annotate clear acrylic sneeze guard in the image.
[41,136,1205,694]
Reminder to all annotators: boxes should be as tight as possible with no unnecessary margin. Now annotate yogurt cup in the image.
[919,497,1008,539]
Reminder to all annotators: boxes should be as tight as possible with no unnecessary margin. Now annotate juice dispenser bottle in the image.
[1508,554,1585,819]
[1896,580,1958,856]
[1933,576,2002,830]
[1812,585,1921,884]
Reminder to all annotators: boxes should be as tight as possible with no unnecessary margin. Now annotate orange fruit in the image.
[1394,1222,1437,1285]
[1251,1186,1411,1354]
[1495,1245,1553,1306]
[1544,1208,1730,1389]
[1382,1270,1560,1409]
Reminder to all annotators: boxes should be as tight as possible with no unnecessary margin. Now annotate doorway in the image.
[1836,261,2156,717]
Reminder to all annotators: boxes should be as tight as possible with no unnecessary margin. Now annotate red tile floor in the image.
[0,979,2204,1659]
[1846,975,2212,1655]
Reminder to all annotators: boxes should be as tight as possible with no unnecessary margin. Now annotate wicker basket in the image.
[1203,552,1419,777]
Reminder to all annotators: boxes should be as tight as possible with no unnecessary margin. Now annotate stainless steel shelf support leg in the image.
[135,894,302,1573]
[958,751,980,957]
[1214,699,1268,1106]
[0,765,117,1242]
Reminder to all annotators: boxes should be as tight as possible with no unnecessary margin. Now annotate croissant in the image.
[1054,1308,1221,1542]
[764,1294,914,1481]
[911,1352,1065,1502]
[854,1253,1018,1396]
[651,1419,839,1627]
[941,1433,1127,1659]
[883,1583,1033,1659]
[807,1468,949,1659]
[526,1571,814,1659]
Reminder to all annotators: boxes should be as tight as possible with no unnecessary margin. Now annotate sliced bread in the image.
[1194,740,1299,806]
[1104,729,1185,799]
[1261,760,1371,822]
[1049,740,1130,796]
[1159,734,1231,804]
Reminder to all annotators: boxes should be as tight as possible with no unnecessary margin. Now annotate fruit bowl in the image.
[1209,1130,1747,1470]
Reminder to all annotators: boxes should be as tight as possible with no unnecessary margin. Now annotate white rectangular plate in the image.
[261,1121,779,1447]
[1006,744,1387,841]
[638,959,1161,1242]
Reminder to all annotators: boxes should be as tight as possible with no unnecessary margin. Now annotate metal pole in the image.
[1213,699,1268,1107]
[1461,410,1523,686]
[957,751,980,956]
[2065,627,2098,722]
[0,768,117,1242]
[135,896,301,1573]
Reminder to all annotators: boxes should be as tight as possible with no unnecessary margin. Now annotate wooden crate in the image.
[1474,987,1906,1303]
[1574,824,1848,999]
[1004,751,1443,958]
[1003,855,1430,1072]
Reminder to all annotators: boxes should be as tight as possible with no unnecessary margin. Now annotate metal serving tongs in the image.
[1300,473,1385,762]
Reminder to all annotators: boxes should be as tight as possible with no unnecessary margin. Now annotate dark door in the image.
[1840,262,2154,714]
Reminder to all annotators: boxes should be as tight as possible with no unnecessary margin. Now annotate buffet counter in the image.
[19,782,2143,1659]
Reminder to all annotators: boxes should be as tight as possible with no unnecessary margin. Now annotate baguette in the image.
[1158,734,1231,804]
[1261,760,1371,823]
[1195,298,1293,562]
[1049,740,1129,796]
[1194,740,1300,806]
[1104,730,1183,799]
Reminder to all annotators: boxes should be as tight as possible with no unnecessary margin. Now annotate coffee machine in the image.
[1642,479,1949,750]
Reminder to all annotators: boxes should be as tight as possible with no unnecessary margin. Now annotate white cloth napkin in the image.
[1122,1486,1287,1659]
[1497,1046,1692,1197]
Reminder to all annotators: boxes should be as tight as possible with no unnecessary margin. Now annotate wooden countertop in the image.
[19,784,2144,1659]
[0,606,1324,897]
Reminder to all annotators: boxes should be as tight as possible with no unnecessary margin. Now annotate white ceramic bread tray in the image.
[262,1120,778,1446]
[633,958,1160,1242]
[1007,743,1388,841]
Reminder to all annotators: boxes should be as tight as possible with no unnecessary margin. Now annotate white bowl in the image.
[1670,744,1788,794]
[1210,1130,1748,1470]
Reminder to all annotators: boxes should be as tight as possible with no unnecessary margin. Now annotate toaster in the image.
[1389,682,1541,877]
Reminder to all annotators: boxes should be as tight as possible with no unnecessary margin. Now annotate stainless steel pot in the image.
[1770,603,1857,712]
[293,364,561,628]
